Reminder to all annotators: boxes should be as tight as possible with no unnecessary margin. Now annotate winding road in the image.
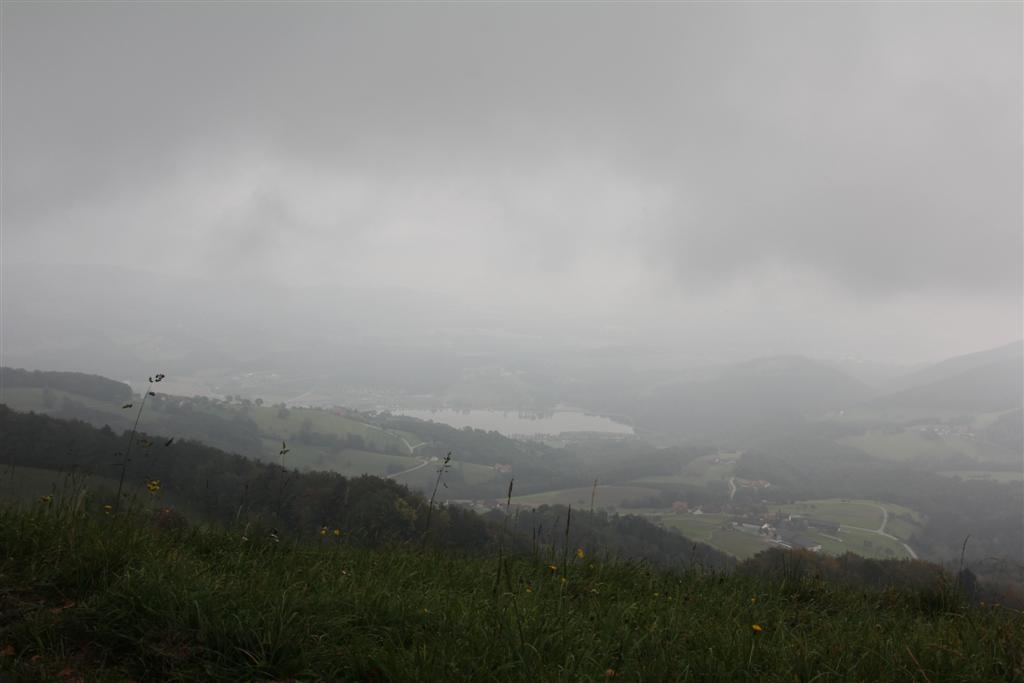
[365,424,428,455]
[387,459,430,479]
[399,437,429,454]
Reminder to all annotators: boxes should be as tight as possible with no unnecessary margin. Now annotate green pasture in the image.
[769,499,887,530]
[706,529,774,560]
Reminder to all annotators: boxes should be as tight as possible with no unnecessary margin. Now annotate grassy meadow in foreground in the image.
[1,503,1021,682]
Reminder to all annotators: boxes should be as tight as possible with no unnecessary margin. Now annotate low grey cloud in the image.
[2,2,1020,363]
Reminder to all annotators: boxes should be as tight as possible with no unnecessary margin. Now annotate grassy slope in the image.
[0,466,122,504]
[1,505,1020,682]
[0,467,195,521]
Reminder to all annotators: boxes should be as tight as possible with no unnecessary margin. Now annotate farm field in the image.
[658,511,731,538]
[830,527,909,559]
[766,499,920,532]
[705,528,776,559]
[770,499,882,529]
[796,528,911,560]
[511,485,659,510]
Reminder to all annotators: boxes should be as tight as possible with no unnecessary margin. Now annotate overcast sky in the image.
[2,2,1021,364]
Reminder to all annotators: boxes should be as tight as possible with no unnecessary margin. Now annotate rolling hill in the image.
[856,354,1023,419]
[883,340,1023,393]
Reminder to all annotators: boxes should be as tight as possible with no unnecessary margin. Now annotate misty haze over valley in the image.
[1,3,1022,681]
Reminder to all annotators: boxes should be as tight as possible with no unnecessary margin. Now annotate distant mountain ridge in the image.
[854,341,1023,418]
[861,356,1023,418]
[884,340,1023,394]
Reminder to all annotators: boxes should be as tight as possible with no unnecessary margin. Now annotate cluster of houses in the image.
[725,513,842,553]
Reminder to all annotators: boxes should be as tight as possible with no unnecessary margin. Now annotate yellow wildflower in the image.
[576,548,585,559]
[751,624,764,633]
[548,564,558,572]
[333,528,342,537]
[146,479,161,493]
